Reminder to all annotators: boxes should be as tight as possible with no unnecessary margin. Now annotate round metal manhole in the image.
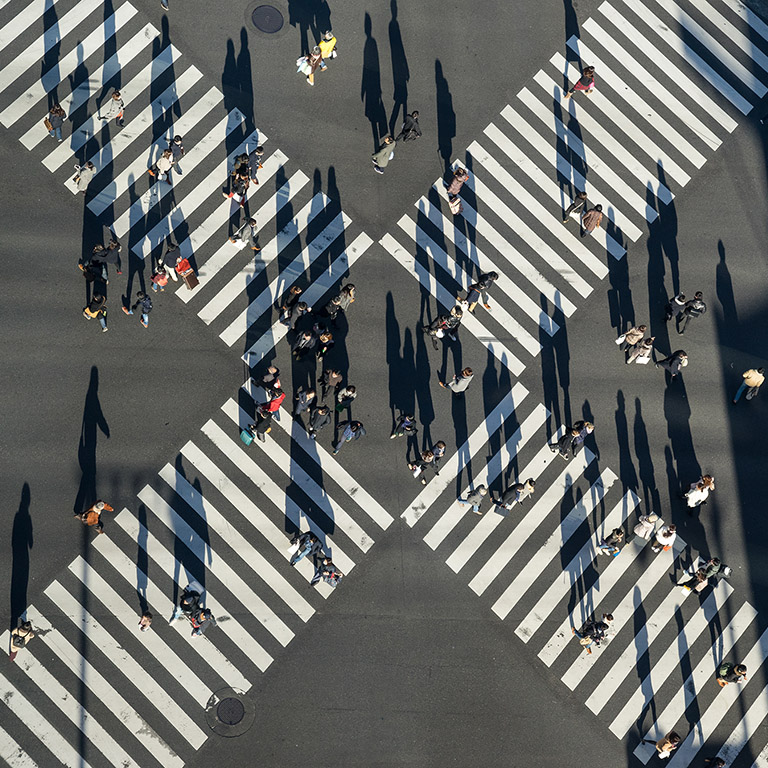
[205,687,256,737]
[217,697,245,725]
[252,5,284,33]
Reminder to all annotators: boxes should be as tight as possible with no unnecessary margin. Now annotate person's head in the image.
[317,405,328,414]
[594,204,603,212]
[667,524,677,534]
[525,478,536,489]
[383,135,394,144]
[637,324,647,333]
[644,336,655,346]
[162,148,172,158]
[647,513,659,523]
[759,367,766,375]
[694,291,703,299]
[93,244,105,253]
[735,664,748,675]
[93,293,104,303]
[611,528,624,540]
[323,30,334,40]
[95,501,106,511]
[478,486,487,496]
[350,423,360,433]
[710,557,721,568]
[141,611,153,620]
[172,135,183,144]
[254,145,264,155]
[486,271,499,282]
[603,613,614,624]
[248,218,257,227]
[319,331,333,343]
[455,167,467,178]
[85,161,95,170]
[343,283,355,294]
[451,305,463,318]
[435,441,446,449]
[346,385,356,394]
[461,367,473,377]
[411,110,419,118]
[667,732,681,745]
[577,191,588,200]
[312,45,321,55]
[422,450,434,461]
[330,295,342,306]
[19,621,32,632]
[702,475,714,488]
[112,90,121,99]
[137,290,146,299]
[272,386,283,396]
[297,301,308,312]
[583,421,594,432]
[583,65,595,76]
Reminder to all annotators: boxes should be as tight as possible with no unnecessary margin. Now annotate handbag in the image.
[614,334,626,345]
[240,428,254,446]
[43,117,53,131]
[636,356,650,365]
[287,542,299,555]
[579,636,592,646]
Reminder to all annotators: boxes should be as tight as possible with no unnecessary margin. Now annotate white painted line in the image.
[113,506,278,666]
[137,483,293,648]
[381,232,526,376]
[28,607,183,767]
[0,668,95,768]
[588,580,734,718]
[241,232,374,365]
[129,130,269,254]
[441,406,550,566]
[715,0,768,45]
[0,3,137,127]
[0,0,63,55]
[183,433,349,587]
[717,680,768,767]
[598,3,737,132]
[468,446,595,596]
[665,625,768,768]
[538,527,650,667]
[221,399,374,551]
[159,463,315,621]
[583,18,722,150]
[397,382,528,527]
[651,0,768,90]
[550,53,692,185]
[93,528,251,691]
[566,36,707,167]
[0,0,103,97]
[63,66,203,194]
[198,192,329,323]
[69,555,213,706]
[616,0,752,114]
[44,580,207,747]
[87,85,223,212]
[220,211,350,345]
[399,215,541,356]
[631,601,757,747]
[492,468,616,619]
[531,69,677,200]
[415,195,572,322]
[43,43,181,171]
[0,722,39,767]
[176,160,302,301]
[266,397,394,530]
[563,537,686,690]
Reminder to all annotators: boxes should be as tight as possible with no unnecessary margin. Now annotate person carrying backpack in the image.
[122,291,152,327]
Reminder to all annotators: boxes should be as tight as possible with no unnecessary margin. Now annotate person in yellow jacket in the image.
[318,30,337,60]
[733,366,765,403]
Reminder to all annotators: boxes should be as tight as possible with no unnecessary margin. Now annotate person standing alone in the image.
[733,366,764,403]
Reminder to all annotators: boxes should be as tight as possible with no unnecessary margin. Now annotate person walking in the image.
[316,329,334,361]
[75,500,112,534]
[46,104,66,142]
[565,65,596,98]
[642,731,681,759]
[289,531,323,566]
[581,204,603,237]
[335,385,357,413]
[563,191,588,223]
[149,148,174,184]
[446,167,469,195]
[664,293,687,323]
[122,291,152,328]
[297,45,326,86]
[321,369,343,401]
[651,523,677,554]
[572,613,613,654]
[431,441,447,474]
[616,325,647,351]
[372,135,395,174]
[257,387,286,417]
[656,350,688,380]
[189,606,217,637]
[257,365,281,391]
[74,161,96,195]
[391,413,418,439]
[458,485,487,515]
[683,475,715,514]
[677,291,707,335]
[459,272,498,313]
[549,426,580,460]
[9,621,35,662]
[318,30,338,60]
[293,388,316,418]
[248,145,265,185]
[627,337,655,365]
[333,420,366,454]
[633,512,659,540]
[279,286,304,323]
[292,329,318,359]
[151,260,170,292]
[99,89,125,127]
[494,479,536,512]
[572,420,594,456]
[223,164,250,207]
[733,367,765,403]
[424,313,450,350]
[286,301,309,331]
[440,367,474,395]
[138,611,153,632]
[680,557,723,593]
[716,662,747,688]
[169,135,184,174]
[307,404,332,439]
[444,305,463,340]
[598,528,625,556]
[83,293,108,332]
[408,450,435,485]
[395,111,421,142]
[311,557,343,587]
[230,217,261,251]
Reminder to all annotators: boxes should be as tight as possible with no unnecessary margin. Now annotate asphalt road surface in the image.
[1,0,768,765]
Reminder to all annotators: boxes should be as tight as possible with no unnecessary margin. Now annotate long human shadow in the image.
[74,366,110,514]
[288,0,319,55]
[615,390,639,497]
[606,220,635,334]
[632,592,655,733]
[388,0,409,136]
[361,13,387,148]
[435,59,455,177]
[634,398,661,515]
[385,292,417,441]
[482,347,515,495]
[41,0,61,106]
[136,503,149,614]
[539,295,572,437]
[10,484,33,629]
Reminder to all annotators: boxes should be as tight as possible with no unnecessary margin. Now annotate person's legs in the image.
[141,312,149,327]
[733,381,748,403]
[99,313,108,332]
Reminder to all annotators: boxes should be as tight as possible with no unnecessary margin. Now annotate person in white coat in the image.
[651,523,677,554]
[633,512,658,540]
[684,475,715,514]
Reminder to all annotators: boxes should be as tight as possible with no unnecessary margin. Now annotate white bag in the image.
[614,334,626,345]
[287,542,299,555]
[636,356,650,365]
[412,466,423,478]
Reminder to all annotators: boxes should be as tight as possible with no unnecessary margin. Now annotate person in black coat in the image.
[677,291,706,335]
[656,350,688,380]
[307,404,331,439]
[395,111,421,142]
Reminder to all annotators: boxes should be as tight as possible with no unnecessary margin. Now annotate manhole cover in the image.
[217,697,245,725]
[252,5,284,33]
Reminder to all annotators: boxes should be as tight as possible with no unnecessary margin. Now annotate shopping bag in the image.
[240,428,254,446]
[636,356,650,365]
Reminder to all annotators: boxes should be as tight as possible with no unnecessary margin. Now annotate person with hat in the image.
[318,30,338,60]
[75,500,113,534]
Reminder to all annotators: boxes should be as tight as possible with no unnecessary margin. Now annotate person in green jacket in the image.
[372,135,395,174]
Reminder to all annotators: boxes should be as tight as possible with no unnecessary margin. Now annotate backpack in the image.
[718,662,732,678]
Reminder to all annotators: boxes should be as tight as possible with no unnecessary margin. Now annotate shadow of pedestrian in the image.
[10,484,33,630]
[634,397,661,514]
[136,503,149,614]
[435,59,455,177]
[388,0,409,136]
[615,390,639,497]
[41,1,61,106]
[288,0,319,56]
[361,13,387,148]
[74,366,110,514]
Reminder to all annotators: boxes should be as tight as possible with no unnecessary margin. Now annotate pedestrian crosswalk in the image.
[400,385,768,768]
[0,380,394,767]
[381,0,768,378]
[0,0,368,367]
